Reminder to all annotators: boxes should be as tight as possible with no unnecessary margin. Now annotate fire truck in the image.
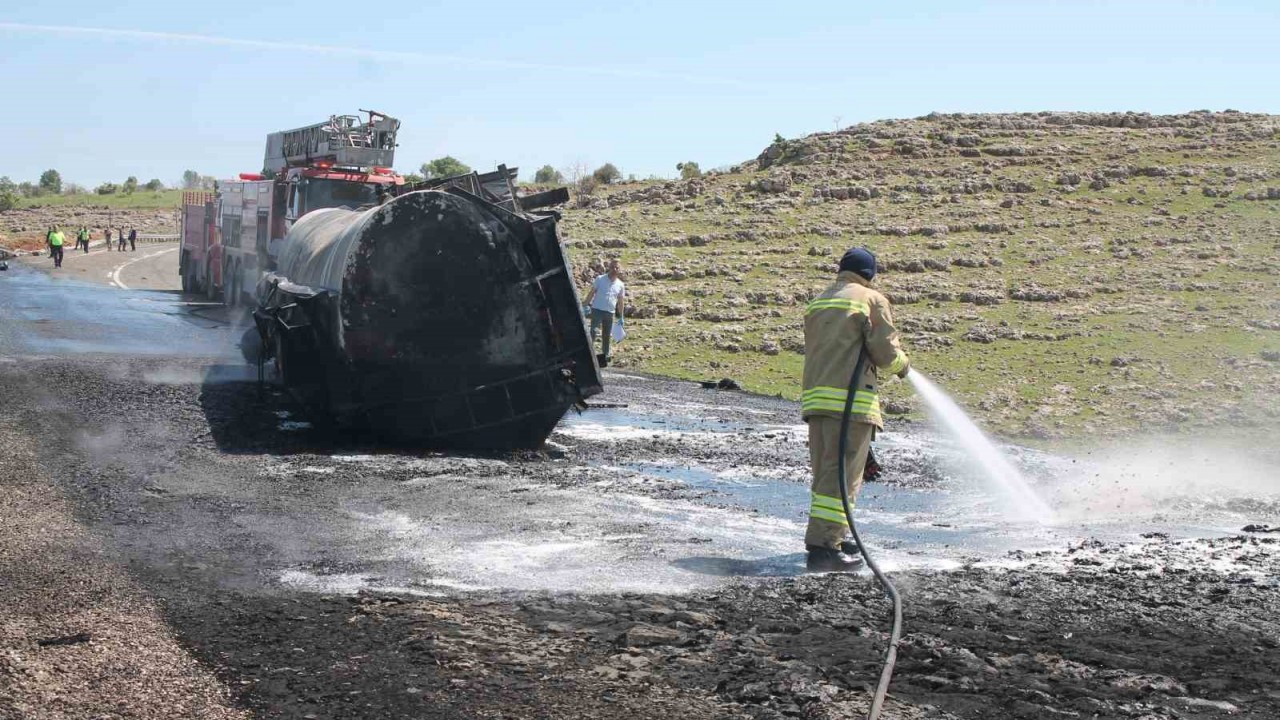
[179,110,403,303]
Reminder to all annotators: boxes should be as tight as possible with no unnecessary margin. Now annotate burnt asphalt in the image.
[1,258,1278,719]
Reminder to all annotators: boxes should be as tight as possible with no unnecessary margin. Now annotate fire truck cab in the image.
[179,110,403,304]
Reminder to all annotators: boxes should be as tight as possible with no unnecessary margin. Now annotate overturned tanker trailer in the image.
[253,169,602,449]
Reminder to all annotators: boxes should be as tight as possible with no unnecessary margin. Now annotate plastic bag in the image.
[611,319,626,343]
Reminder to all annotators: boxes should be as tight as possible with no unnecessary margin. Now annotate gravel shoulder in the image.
[0,416,246,719]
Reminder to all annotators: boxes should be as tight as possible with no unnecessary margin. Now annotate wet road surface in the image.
[3,256,1279,719]
[16,240,183,291]
[2,255,1277,594]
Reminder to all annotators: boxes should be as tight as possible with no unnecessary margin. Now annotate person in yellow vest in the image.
[801,247,909,572]
[77,226,90,253]
[49,226,66,268]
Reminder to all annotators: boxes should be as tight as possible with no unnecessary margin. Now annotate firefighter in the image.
[48,226,66,268]
[801,247,909,572]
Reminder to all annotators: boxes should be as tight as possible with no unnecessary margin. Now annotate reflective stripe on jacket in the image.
[801,271,909,428]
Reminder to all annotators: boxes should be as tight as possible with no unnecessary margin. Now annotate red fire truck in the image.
[179,110,403,303]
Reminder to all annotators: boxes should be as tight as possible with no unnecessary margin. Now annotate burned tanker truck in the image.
[253,167,602,449]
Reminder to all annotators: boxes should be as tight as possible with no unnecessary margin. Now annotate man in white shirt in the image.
[582,259,626,367]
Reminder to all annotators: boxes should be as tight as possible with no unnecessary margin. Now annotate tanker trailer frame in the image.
[252,172,601,450]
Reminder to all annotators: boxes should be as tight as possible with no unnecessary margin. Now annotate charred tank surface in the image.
[254,180,601,449]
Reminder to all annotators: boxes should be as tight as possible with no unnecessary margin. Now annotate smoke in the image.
[1043,437,1280,525]
[140,364,257,385]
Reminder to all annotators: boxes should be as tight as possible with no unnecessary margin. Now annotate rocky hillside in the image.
[562,111,1280,440]
[0,206,179,252]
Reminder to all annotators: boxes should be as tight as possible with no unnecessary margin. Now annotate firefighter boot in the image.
[806,545,864,573]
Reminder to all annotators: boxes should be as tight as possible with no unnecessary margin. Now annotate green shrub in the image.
[592,163,621,185]
[421,156,471,179]
[534,165,564,184]
[39,169,62,195]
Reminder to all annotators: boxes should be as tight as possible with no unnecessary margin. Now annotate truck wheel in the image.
[180,258,191,293]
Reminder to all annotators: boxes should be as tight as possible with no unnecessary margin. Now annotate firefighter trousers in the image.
[805,416,874,549]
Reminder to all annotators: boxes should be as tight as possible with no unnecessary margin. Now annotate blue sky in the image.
[1,0,1278,187]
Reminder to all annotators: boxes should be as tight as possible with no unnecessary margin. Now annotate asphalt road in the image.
[17,240,182,291]
[2,256,1278,719]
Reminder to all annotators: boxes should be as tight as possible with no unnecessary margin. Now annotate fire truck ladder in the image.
[265,110,399,173]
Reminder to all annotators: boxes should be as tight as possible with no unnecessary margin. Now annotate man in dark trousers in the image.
[48,226,65,268]
[128,227,137,251]
[800,247,910,572]
[104,227,113,251]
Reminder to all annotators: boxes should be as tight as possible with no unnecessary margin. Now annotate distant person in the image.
[77,226,90,253]
[46,226,55,257]
[800,247,909,573]
[104,227,113,251]
[128,227,137,251]
[582,259,626,368]
[49,226,65,268]
[117,228,126,252]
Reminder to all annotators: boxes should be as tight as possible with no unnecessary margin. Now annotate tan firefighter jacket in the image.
[801,271,909,428]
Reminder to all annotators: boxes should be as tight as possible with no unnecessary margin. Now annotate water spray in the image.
[906,371,1053,523]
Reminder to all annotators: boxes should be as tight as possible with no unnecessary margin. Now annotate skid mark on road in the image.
[109,247,177,289]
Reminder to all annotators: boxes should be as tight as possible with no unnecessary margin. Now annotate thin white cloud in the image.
[0,22,752,89]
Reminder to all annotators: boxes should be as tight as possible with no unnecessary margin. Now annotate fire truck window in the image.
[305,179,379,210]
[290,183,304,218]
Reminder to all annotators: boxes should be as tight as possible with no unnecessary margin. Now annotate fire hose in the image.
[836,345,903,720]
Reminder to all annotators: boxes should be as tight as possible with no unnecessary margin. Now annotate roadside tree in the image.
[39,169,62,195]
[534,165,564,184]
[421,156,471,179]
[592,163,621,185]
[123,176,139,194]
[144,178,164,192]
